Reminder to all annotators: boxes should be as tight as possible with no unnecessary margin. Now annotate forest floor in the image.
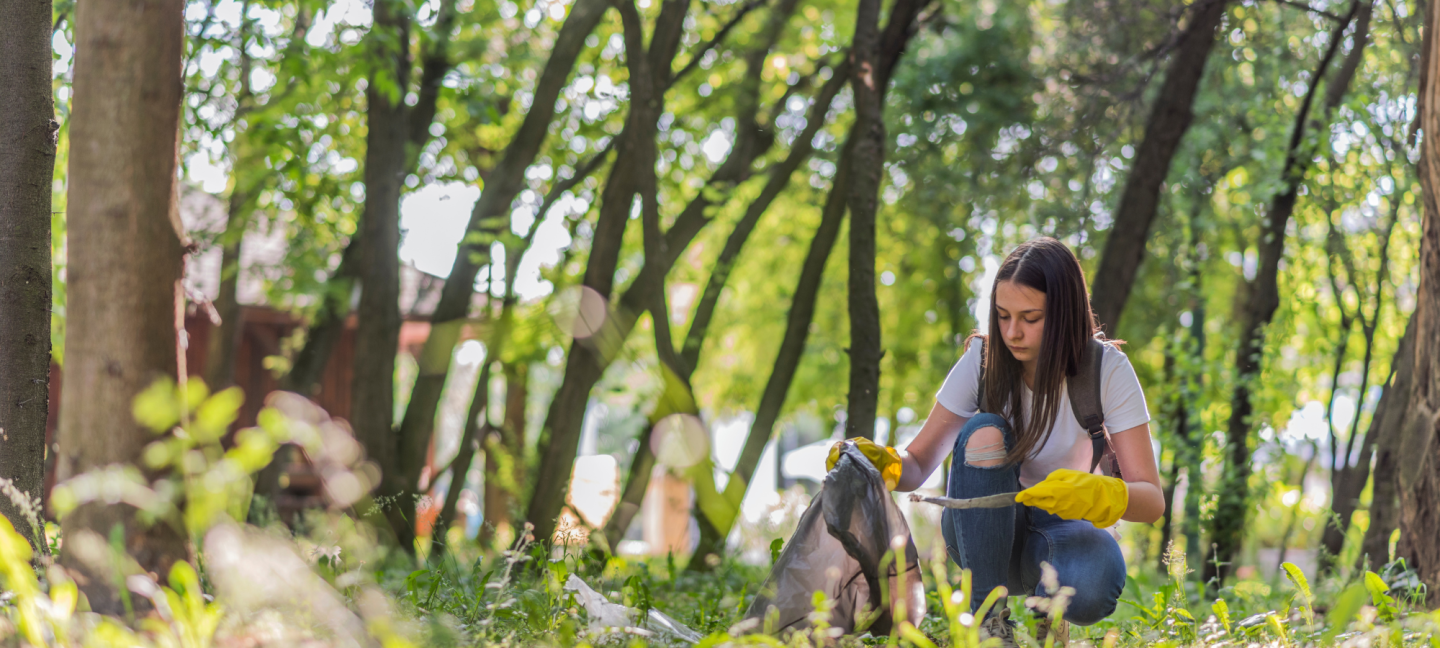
[371,539,1440,648]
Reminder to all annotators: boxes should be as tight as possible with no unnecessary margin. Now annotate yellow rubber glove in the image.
[826,438,904,490]
[1015,468,1129,528]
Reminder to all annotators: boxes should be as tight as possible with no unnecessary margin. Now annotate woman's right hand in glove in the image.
[826,437,903,490]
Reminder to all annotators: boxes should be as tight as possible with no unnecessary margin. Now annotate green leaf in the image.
[1212,598,1232,635]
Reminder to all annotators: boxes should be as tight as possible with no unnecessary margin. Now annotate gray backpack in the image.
[977,337,1124,479]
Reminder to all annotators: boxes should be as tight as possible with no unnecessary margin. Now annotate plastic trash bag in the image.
[743,441,927,636]
[564,574,703,645]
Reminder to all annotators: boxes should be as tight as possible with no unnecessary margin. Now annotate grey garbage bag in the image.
[743,441,926,636]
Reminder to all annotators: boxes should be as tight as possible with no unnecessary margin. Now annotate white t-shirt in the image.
[933,338,1150,487]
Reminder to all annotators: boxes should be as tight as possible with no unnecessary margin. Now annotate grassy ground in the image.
[370,533,1440,648]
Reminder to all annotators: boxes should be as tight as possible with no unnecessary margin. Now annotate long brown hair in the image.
[970,237,1107,464]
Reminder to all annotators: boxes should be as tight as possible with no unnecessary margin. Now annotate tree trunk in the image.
[1204,2,1362,587]
[204,7,258,392]
[351,0,410,548]
[479,361,528,546]
[57,0,189,613]
[524,0,740,548]
[1088,0,1229,333]
[0,0,56,551]
[843,0,885,442]
[1178,200,1208,575]
[602,0,831,553]
[206,191,249,391]
[393,0,610,500]
[687,0,930,566]
[279,238,360,395]
[431,358,492,555]
[1357,313,1415,569]
[1396,0,1440,598]
[1321,168,1396,576]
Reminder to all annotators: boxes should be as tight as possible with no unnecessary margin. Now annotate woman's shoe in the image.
[978,608,1017,648]
[1035,617,1068,647]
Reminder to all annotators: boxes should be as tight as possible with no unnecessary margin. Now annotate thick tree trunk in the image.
[1088,0,1229,333]
[57,0,189,613]
[1356,314,1415,569]
[843,0,885,442]
[0,0,56,551]
[1205,2,1362,587]
[1396,0,1440,598]
[393,0,610,497]
[352,0,410,547]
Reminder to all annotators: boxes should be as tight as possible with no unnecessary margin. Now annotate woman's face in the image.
[995,280,1046,367]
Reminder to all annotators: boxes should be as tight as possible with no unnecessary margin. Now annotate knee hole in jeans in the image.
[964,426,1007,467]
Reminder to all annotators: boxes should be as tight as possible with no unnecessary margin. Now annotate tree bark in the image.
[0,0,57,551]
[843,0,885,441]
[351,0,411,547]
[1356,314,1415,569]
[392,0,610,499]
[1204,1,1362,587]
[1088,0,1230,333]
[57,0,189,613]
[1396,0,1440,599]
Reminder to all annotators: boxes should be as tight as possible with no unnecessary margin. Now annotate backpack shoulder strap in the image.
[1067,338,1108,474]
[976,339,988,413]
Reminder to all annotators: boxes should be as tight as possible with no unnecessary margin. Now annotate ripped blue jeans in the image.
[940,413,1127,625]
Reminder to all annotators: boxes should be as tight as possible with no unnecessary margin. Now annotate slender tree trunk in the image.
[689,148,854,569]
[280,239,360,395]
[1347,316,1416,570]
[352,0,410,547]
[204,7,256,391]
[206,191,249,391]
[602,0,836,552]
[1205,2,1362,587]
[843,0,885,441]
[480,361,528,545]
[1180,203,1208,574]
[57,0,189,612]
[1357,313,1415,569]
[431,358,493,555]
[393,0,609,499]
[1319,165,1395,576]
[1396,0,1440,598]
[1089,0,1230,333]
[687,0,930,566]
[0,0,57,551]
[524,0,744,547]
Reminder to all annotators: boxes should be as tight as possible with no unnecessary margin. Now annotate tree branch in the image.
[669,0,768,88]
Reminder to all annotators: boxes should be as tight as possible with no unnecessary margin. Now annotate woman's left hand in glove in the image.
[1015,468,1129,528]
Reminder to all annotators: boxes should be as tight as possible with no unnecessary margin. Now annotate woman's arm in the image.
[1110,422,1165,523]
[895,402,970,492]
